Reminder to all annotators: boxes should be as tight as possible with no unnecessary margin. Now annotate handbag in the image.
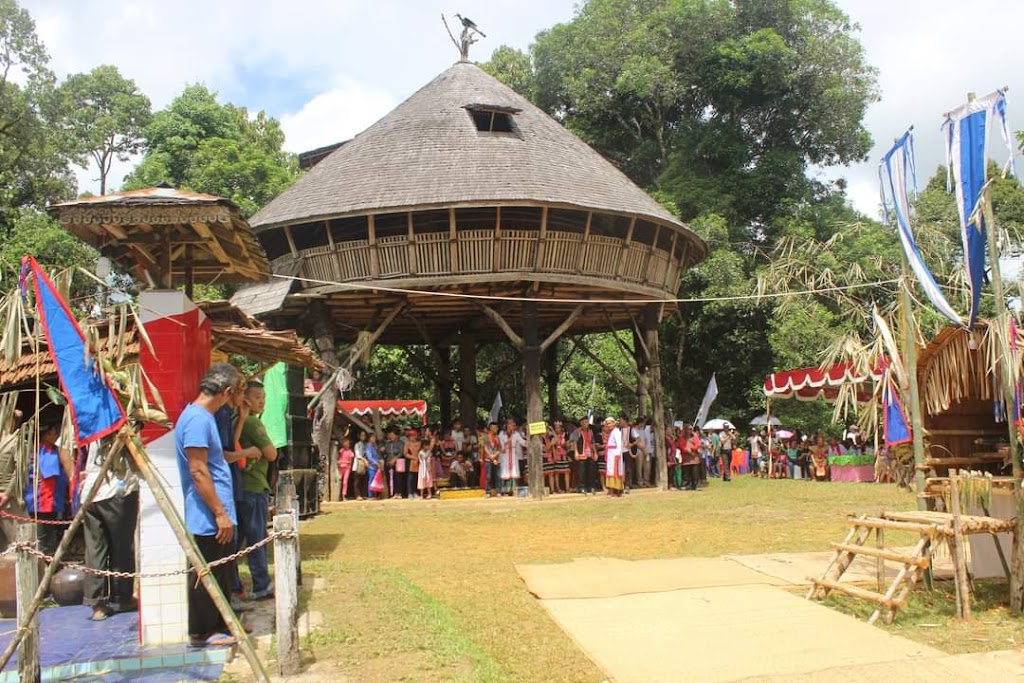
[395,458,407,473]
[353,457,367,475]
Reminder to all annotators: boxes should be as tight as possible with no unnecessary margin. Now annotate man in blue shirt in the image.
[175,362,244,648]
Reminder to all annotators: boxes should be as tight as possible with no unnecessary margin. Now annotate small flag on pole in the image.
[694,374,718,428]
[21,256,126,444]
[883,379,911,446]
[489,391,503,425]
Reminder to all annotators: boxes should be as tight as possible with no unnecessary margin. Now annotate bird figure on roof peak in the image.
[443,13,485,62]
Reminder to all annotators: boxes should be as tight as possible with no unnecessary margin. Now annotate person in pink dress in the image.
[337,438,355,501]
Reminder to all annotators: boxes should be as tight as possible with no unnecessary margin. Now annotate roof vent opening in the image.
[465,104,521,134]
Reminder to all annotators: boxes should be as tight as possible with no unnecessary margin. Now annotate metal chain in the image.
[0,510,72,526]
[4,529,297,579]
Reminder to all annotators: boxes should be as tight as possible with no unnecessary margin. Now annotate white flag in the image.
[489,391,503,425]
[694,374,718,428]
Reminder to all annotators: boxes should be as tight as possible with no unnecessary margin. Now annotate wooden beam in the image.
[337,405,374,434]
[492,206,502,272]
[368,214,380,278]
[534,206,548,271]
[570,337,637,394]
[284,225,299,258]
[407,212,417,275]
[539,304,584,353]
[476,302,524,350]
[577,212,592,275]
[449,207,459,274]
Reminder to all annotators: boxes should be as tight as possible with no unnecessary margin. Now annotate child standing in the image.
[337,438,354,501]
[417,441,434,500]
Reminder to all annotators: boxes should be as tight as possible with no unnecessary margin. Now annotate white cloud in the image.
[280,80,397,154]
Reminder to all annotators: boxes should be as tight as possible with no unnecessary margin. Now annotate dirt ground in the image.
[237,478,917,682]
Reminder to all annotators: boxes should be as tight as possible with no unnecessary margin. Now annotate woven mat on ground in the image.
[515,556,786,600]
[540,583,945,683]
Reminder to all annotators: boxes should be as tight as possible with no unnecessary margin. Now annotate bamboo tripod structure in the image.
[0,427,271,683]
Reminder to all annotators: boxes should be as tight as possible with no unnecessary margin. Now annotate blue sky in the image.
[20,0,1023,218]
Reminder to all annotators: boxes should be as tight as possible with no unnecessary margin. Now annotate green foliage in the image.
[0,209,97,298]
[0,0,75,232]
[478,45,535,100]
[124,84,298,216]
[57,65,152,195]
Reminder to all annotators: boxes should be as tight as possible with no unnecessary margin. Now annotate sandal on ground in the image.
[189,632,237,648]
[89,605,112,621]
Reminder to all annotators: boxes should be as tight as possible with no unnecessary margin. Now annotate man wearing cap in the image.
[604,417,625,496]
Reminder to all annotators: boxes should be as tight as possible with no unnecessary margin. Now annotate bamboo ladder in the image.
[806,513,940,624]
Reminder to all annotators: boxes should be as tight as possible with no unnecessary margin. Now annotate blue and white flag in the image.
[693,374,718,428]
[941,89,1016,328]
[882,379,911,447]
[880,130,964,326]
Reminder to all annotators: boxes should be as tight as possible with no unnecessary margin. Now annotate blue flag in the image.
[883,380,911,447]
[22,257,126,444]
[880,130,963,326]
[942,89,1015,328]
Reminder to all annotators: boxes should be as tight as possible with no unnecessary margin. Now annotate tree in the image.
[0,209,97,298]
[58,65,152,195]
[125,84,297,216]
[0,0,75,232]
[481,0,879,424]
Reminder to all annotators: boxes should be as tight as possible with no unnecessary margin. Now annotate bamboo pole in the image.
[0,435,123,673]
[899,256,927,506]
[122,435,270,682]
[949,470,973,619]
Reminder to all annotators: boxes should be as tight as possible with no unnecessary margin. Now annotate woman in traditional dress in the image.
[417,430,434,500]
[498,419,521,496]
[603,416,624,496]
[482,422,502,497]
[403,429,421,499]
[366,433,385,498]
[337,438,354,501]
[544,421,570,493]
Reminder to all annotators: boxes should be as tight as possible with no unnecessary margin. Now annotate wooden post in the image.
[633,327,649,416]
[307,300,341,501]
[273,513,300,676]
[16,523,39,683]
[949,470,973,619]
[277,480,301,586]
[459,330,478,428]
[767,399,774,478]
[522,301,545,499]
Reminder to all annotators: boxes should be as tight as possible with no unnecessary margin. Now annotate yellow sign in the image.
[528,421,547,436]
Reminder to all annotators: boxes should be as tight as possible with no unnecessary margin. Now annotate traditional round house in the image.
[234,59,707,493]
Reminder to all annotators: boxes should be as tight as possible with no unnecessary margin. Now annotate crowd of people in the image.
[333,416,887,500]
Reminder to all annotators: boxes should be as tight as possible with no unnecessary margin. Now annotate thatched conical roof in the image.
[251,61,701,254]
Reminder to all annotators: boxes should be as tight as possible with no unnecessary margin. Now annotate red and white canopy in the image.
[338,399,428,424]
[764,362,885,404]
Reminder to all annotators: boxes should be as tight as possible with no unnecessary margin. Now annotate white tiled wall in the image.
[138,430,188,644]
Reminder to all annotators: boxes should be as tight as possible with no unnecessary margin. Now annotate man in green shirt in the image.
[237,381,278,600]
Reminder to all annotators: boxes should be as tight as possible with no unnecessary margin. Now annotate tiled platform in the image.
[0,606,228,682]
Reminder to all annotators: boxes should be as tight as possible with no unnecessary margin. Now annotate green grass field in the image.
[284,478,1021,682]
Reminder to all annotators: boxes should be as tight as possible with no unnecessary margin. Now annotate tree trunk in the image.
[437,346,452,429]
[634,328,649,416]
[522,301,544,499]
[307,301,340,474]
[545,342,559,421]
[645,305,668,491]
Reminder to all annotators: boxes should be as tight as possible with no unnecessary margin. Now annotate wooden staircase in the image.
[807,514,940,625]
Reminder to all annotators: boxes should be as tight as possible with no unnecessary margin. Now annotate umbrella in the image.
[702,418,735,431]
[775,429,795,439]
[750,414,781,426]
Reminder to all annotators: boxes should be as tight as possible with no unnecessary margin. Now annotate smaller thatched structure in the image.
[917,321,1017,474]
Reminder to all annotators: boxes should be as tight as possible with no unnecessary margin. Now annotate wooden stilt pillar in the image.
[437,346,452,429]
[545,342,560,421]
[307,300,340,487]
[644,304,668,490]
[634,328,649,416]
[522,301,545,499]
[459,330,478,428]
